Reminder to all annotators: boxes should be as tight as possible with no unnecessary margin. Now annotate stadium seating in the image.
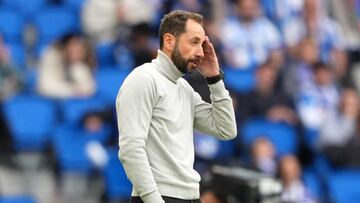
[0,9,24,43]
[241,118,298,157]
[7,43,26,69]
[62,0,85,13]
[60,96,105,126]
[52,124,110,173]
[303,169,322,201]
[0,196,37,203]
[103,148,132,200]
[327,170,360,203]
[2,94,57,151]
[2,0,45,21]
[95,42,117,67]
[34,7,78,48]
[95,68,130,105]
[223,68,256,93]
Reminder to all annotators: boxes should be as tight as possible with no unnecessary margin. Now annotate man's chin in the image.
[186,64,198,73]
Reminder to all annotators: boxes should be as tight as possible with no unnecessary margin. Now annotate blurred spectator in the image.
[279,155,316,203]
[82,0,119,44]
[128,23,156,68]
[283,37,319,97]
[318,88,360,167]
[37,34,96,99]
[117,0,161,27]
[283,0,348,80]
[250,137,277,176]
[328,0,360,50]
[220,0,283,70]
[237,63,296,124]
[0,35,23,100]
[297,62,340,130]
[318,88,359,149]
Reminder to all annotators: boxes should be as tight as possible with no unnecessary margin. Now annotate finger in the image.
[203,36,213,55]
[205,36,216,57]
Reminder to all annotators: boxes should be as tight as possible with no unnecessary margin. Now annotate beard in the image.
[171,43,190,74]
[171,41,202,74]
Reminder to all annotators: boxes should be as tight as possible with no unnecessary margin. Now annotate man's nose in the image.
[196,46,204,58]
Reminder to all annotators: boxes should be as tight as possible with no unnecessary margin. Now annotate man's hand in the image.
[197,36,220,77]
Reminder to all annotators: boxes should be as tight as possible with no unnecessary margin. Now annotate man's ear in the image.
[163,33,176,51]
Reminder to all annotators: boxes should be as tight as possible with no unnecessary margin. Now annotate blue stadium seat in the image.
[2,94,56,151]
[60,97,106,126]
[53,126,92,173]
[302,169,322,201]
[223,68,256,94]
[34,7,78,47]
[63,0,85,12]
[241,118,298,157]
[0,9,24,43]
[0,196,36,203]
[327,170,360,203]
[53,123,112,173]
[95,42,117,67]
[7,43,26,69]
[2,0,45,21]
[95,68,130,105]
[103,148,132,200]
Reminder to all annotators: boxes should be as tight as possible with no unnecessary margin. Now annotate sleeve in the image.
[116,70,164,203]
[193,80,237,140]
[37,48,75,98]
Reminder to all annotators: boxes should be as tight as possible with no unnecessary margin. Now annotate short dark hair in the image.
[312,61,329,72]
[158,10,203,49]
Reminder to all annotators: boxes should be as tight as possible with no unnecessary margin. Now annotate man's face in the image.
[171,19,205,73]
[237,0,259,22]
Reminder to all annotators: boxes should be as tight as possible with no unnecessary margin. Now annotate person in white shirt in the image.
[116,10,237,203]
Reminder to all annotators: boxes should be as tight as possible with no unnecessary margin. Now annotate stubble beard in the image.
[171,43,191,74]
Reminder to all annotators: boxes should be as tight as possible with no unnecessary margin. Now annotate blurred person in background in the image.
[37,33,96,99]
[0,34,23,100]
[82,0,161,44]
[237,63,296,125]
[250,136,277,176]
[283,0,348,81]
[82,0,120,44]
[283,37,319,97]
[279,155,317,203]
[297,62,340,130]
[220,0,283,70]
[328,0,360,51]
[318,88,359,167]
[128,23,157,68]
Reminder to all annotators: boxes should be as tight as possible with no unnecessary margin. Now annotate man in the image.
[220,0,283,70]
[116,10,237,203]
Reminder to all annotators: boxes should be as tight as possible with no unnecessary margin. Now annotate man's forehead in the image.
[184,19,205,39]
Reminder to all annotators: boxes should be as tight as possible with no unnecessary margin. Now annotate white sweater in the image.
[116,50,237,203]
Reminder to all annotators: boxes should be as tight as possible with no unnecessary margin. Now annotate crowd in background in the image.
[0,0,360,203]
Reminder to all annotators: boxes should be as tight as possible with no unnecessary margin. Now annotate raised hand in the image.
[197,36,220,77]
